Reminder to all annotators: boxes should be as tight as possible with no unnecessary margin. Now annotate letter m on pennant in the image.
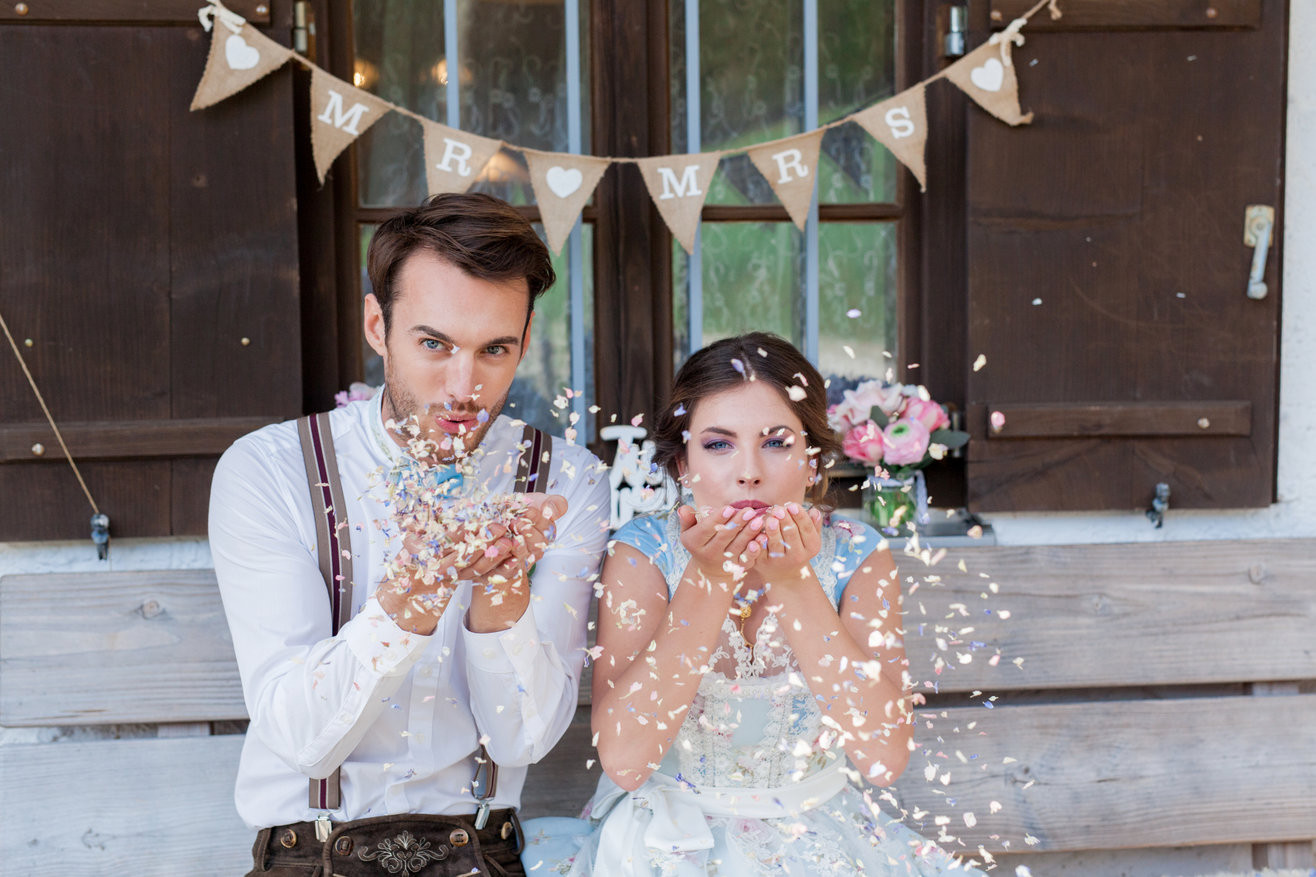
[318,89,371,136]
[657,165,702,200]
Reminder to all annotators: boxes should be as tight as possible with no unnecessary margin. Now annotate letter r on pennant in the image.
[318,90,371,136]
[771,149,808,184]
[437,138,474,177]
[657,165,702,200]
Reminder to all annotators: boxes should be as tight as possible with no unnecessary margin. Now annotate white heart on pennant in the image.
[970,57,1004,93]
[225,34,261,71]
[545,166,583,199]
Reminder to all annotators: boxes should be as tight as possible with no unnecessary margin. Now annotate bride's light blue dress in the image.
[521,511,986,876]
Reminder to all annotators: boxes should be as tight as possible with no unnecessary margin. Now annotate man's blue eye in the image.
[422,339,443,350]
[486,345,508,356]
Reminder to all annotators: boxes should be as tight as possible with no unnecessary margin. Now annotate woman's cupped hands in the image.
[676,502,823,589]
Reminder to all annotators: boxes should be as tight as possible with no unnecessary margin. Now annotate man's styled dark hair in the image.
[366,192,556,332]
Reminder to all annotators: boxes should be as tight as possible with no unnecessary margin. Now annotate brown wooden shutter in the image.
[963,0,1285,511]
[0,2,300,540]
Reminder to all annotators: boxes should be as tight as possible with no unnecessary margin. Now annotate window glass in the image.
[672,222,806,361]
[817,0,897,204]
[670,0,804,206]
[353,0,591,208]
[817,221,898,382]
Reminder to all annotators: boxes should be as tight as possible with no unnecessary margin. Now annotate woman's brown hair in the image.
[651,332,841,503]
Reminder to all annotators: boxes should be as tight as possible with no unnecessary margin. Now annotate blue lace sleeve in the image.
[608,514,677,582]
[828,519,886,603]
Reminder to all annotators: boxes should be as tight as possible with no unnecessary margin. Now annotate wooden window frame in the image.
[305,0,970,505]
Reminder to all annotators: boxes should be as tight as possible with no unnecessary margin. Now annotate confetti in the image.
[972,354,987,372]
[846,308,862,319]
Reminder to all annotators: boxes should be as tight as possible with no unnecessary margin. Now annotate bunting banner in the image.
[523,149,612,255]
[310,70,393,184]
[422,121,504,196]
[635,153,723,254]
[852,85,929,192]
[190,0,1058,254]
[746,131,825,232]
[190,22,292,111]
[942,41,1034,127]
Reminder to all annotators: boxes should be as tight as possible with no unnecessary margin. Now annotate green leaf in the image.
[930,428,970,450]
[868,406,889,429]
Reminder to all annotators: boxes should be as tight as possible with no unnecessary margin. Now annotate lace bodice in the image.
[654,511,843,788]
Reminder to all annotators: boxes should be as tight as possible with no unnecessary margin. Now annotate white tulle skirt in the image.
[520,764,986,876]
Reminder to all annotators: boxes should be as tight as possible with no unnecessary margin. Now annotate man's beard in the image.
[381,362,510,464]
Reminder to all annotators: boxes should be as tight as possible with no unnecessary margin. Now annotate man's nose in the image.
[445,352,478,402]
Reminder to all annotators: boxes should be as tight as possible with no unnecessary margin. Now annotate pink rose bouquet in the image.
[827,379,968,479]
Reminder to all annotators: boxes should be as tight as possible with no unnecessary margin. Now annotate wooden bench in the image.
[3,539,1315,875]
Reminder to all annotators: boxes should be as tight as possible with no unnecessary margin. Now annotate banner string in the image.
[272,0,1059,165]
[0,308,101,516]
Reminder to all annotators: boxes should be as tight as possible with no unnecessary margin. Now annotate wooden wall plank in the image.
[990,0,1261,30]
[0,735,251,876]
[0,570,247,725]
[0,417,284,462]
[895,694,1316,852]
[0,1,270,23]
[979,401,1251,438]
[902,539,1316,692]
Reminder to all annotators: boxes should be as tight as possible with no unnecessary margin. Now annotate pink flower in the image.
[902,398,949,432]
[830,381,906,430]
[842,421,886,467]
[335,382,378,408]
[882,419,931,466]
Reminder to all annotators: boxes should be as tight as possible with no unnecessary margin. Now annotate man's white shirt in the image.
[209,392,610,829]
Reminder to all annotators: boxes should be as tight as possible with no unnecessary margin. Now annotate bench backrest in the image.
[3,538,1315,873]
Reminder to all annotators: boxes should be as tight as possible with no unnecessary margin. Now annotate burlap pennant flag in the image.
[310,70,393,183]
[635,153,721,254]
[421,120,503,196]
[190,23,293,111]
[746,130,824,230]
[852,84,929,192]
[943,41,1033,127]
[524,150,612,255]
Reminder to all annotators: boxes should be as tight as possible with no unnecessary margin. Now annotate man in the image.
[210,193,610,876]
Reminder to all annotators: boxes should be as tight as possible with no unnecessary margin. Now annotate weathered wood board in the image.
[0,570,247,725]
[894,694,1316,852]
[901,539,1316,691]
[0,735,251,876]
[6,540,1314,725]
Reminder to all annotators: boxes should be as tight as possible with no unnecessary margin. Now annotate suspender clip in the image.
[315,814,332,842]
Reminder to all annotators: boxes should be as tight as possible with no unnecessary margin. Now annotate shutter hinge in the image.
[293,1,315,60]
[944,5,968,59]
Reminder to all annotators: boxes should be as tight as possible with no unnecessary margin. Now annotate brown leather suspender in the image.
[297,412,353,813]
[298,415,551,824]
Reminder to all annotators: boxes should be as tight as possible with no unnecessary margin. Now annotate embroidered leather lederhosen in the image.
[296,414,553,825]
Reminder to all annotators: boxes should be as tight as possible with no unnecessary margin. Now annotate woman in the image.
[523,333,983,875]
